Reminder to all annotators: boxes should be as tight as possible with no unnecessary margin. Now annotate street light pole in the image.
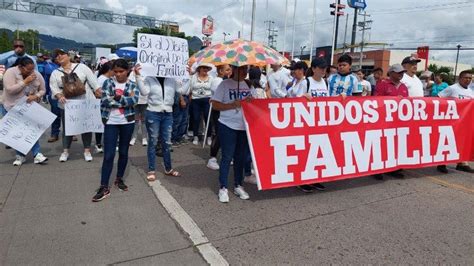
[454,44,461,79]
[300,45,306,58]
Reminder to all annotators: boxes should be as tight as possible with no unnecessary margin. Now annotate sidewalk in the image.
[0,135,206,265]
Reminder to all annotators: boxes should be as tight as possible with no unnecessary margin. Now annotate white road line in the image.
[149,178,229,266]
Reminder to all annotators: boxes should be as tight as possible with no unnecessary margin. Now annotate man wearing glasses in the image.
[0,40,37,70]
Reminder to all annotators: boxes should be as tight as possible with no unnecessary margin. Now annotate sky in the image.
[0,0,473,65]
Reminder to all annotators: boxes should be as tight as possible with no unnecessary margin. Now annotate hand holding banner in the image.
[0,98,56,154]
[242,97,474,190]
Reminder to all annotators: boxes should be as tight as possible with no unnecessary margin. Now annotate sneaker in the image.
[95,144,103,153]
[47,136,59,143]
[187,131,193,137]
[34,153,48,164]
[298,185,315,193]
[192,136,199,145]
[455,164,474,173]
[84,152,93,162]
[206,137,212,146]
[114,179,128,191]
[142,138,148,146]
[310,183,326,191]
[92,186,110,202]
[234,185,250,200]
[179,139,188,145]
[59,152,69,162]
[207,157,220,170]
[436,165,448,174]
[387,170,404,179]
[373,174,384,180]
[244,174,257,185]
[129,137,136,146]
[218,188,229,203]
[172,141,181,148]
[13,155,26,166]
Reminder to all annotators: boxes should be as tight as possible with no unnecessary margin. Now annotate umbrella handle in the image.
[202,102,213,148]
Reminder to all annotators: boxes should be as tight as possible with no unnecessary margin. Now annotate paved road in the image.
[1,132,473,265]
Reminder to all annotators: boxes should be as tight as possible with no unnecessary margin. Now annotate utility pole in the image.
[309,0,317,61]
[13,22,23,39]
[454,44,461,78]
[265,20,278,49]
[343,13,349,53]
[300,45,306,58]
[250,0,256,40]
[330,0,345,65]
[283,0,288,55]
[291,0,297,59]
[358,11,372,69]
[350,8,358,53]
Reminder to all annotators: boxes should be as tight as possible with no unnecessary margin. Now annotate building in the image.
[332,50,472,76]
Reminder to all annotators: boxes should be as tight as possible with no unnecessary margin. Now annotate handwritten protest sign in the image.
[64,99,104,136]
[137,33,189,78]
[0,98,56,154]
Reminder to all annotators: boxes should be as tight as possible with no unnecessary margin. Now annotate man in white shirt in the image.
[401,56,423,97]
[436,70,474,174]
[267,64,291,98]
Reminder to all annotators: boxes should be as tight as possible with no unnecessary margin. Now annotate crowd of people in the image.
[0,39,473,203]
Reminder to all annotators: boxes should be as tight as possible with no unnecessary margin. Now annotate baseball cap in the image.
[388,64,406,73]
[401,56,421,65]
[311,58,327,69]
[51,48,67,59]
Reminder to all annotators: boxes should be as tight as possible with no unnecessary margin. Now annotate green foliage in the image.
[10,29,48,55]
[428,63,455,85]
[0,31,11,53]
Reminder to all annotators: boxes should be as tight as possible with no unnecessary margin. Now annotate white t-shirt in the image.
[107,82,134,125]
[210,76,223,95]
[211,79,255,131]
[401,73,423,97]
[359,80,371,96]
[308,77,329,97]
[97,75,108,88]
[438,83,474,99]
[287,78,308,98]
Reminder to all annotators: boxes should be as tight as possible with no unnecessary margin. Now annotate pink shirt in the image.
[2,66,45,111]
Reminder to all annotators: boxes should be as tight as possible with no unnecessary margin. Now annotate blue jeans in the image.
[47,95,61,137]
[100,123,135,187]
[191,97,210,137]
[172,96,189,142]
[146,111,173,172]
[218,122,249,188]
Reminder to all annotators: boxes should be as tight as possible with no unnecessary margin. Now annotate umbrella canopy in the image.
[115,47,137,59]
[190,39,289,67]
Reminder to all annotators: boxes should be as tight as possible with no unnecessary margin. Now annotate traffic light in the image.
[330,2,345,16]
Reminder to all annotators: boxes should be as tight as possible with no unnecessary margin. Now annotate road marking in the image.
[405,169,474,194]
[425,176,474,194]
[148,177,229,266]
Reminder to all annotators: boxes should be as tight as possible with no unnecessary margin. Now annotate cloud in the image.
[105,0,124,10]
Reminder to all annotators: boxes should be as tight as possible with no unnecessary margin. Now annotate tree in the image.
[0,31,11,53]
[428,63,455,85]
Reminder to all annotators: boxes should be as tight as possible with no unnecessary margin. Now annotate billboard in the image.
[202,16,214,36]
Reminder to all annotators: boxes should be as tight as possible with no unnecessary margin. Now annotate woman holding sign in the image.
[134,65,189,182]
[50,48,101,163]
[2,57,48,166]
[92,59,140,202]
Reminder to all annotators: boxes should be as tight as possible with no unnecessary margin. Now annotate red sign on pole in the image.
[417,46,430,70]
[242,97,474,190]
[202,16,214,36]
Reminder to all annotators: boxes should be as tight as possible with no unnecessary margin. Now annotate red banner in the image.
[242,97,474,190]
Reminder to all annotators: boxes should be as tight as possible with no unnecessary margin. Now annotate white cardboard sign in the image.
[64,99,104,136]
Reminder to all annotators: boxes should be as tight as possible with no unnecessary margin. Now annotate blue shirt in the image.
[431,82,449,97]
[0,51,37,70]
[328,73,357,96]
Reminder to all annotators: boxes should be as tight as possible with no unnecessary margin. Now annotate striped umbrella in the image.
[190,39,289,67]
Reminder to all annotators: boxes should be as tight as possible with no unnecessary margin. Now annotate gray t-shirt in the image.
[211,79,255,131]
[438,83,474,99]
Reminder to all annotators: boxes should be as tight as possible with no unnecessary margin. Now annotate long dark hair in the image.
[97,61,113,77]
[248,66,262,89]
[112,59,129,70]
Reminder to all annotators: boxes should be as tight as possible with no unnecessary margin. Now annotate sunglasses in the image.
[14,45,24,48]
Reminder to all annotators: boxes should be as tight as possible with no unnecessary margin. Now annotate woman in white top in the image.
[189,63,214,145]
[93,61,114,153]
[287,61,309,98]
[50,48,101,162]
[134,66,189,181]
